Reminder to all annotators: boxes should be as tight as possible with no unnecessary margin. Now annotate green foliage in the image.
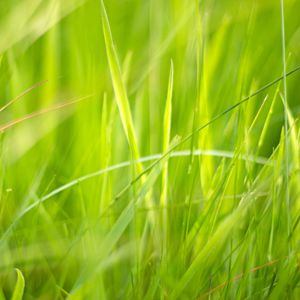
[11,269,25,300]
[0,0,300,299]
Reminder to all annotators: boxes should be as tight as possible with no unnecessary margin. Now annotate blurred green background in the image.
[1,0,300,299]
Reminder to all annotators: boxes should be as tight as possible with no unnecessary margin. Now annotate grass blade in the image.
[0,95,93,132]
[11,269,25,300]
[101,0,141,172]
[280,0,290,252]
[160,61,174,255]
[0,80,48,113]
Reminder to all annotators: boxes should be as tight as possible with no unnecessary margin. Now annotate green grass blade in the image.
[280,0,290,251]
[160,61,174,254]
[11,269,25,300]
[101,0,141,171]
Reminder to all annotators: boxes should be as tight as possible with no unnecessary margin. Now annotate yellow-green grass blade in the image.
[160,61,174,254]
[280,0,290,252]
[101,0,141,173]
[100,1,157,248]
[11,269,25,300]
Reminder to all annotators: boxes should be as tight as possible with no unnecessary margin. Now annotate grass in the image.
[1,0,300,299]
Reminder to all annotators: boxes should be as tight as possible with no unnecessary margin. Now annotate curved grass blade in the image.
[0,149,269,248]
[0,148,271,249]
[11,268,25,300]
[101,0,141,172]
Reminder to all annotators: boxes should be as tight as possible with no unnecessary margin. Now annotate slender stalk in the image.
[280,0,290,253]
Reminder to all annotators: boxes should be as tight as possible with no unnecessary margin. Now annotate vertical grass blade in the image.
[100,0,141,172]
[11,269,25,300]
[160,61,174,255]
[280,0,290,252]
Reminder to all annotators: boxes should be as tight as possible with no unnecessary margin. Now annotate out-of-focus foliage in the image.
[0,0,300,299]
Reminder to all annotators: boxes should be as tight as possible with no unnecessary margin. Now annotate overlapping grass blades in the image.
[101,0,141,171]
[1,0,300,298]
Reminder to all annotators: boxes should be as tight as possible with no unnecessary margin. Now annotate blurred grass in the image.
[1,0,300,299]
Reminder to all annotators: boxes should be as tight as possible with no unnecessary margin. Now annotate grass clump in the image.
[1,0,300,299]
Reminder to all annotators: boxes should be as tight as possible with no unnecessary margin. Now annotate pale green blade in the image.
[11,269,25,300]
[101,0,141,172]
